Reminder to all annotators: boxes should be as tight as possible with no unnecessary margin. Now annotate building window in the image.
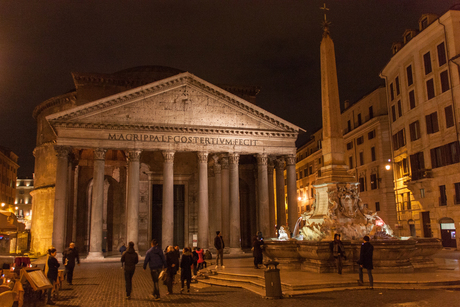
[409,90,416,109]
[371,147,376,162]
[369,106,373,119]
[346,142,353,150]
[440,70,450,93]
[390,83,395,101]
[375,202,380,212]
[420,188,425,198]
[409,120,421,141]
[425,112,439,134]
[357,136,364,145]
[397,100,402,117]
[437,42,447,67]
[430,141,460,168]
[359,177,365,192]
[410,152,425,180]
[368,130,375,140]
[426,79,435,100]
[309,165,313,175]
[445,105,454,128]
[311,188,314,198]
[407,65,413,86]
[370,173,378,190]
[358,113,362,126]
[359,152,364,166]
[439,185,447,206]
[407,192,411,210]
[395,76,400,95]
[349,156,353,169]
[455,182,460,204]
[423,51,432,75]
[392,129,406,150]
[347,120,351,132]
[391,105,396,122]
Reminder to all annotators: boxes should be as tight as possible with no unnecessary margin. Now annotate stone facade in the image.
[381,9,460,247]
[0,146,18,211]
[31,66,302,255]
[14,178,33,229]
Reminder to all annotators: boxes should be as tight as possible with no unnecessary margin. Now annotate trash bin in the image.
[264,261,282,299]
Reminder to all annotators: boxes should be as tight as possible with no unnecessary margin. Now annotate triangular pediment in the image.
[47,72,303,134]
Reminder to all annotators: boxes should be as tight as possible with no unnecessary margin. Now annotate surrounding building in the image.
[15,177,34,229]
[381,6,460,247]
[31,66,303,256]
[0,146,19,212]
[295,86,397,231]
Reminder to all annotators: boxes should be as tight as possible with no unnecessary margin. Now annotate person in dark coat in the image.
[357,235,374,289]
[143,239,165,301]
[179,247,193,293]
[62,242,80,285]
[191,247,199,276]
[164,246,179,294]
[214,231,225,268]
[121,241,139,299]
[329,233,346,274]
[46,248,60,305]
[252,235,264,269]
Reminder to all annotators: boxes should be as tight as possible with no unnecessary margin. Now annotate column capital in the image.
[228,153,240,165]
[256,153,268,166]
[208,166,215,177]
[197,152,209,163]
[221,157,229,169]
[275,157,286,170]
[162,150,175,163]
[285,154,296,166]
[93,148,107,160]
[54,146,71,159]
[213,162,222,174]
[126,149,142,162]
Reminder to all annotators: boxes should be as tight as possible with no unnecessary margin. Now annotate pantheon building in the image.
[31,66,302,257]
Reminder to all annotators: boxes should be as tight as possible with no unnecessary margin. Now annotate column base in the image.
[227,247,244,254]
[85,252,105,262]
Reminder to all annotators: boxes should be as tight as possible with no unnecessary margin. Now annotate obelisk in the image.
[312,5,356,221]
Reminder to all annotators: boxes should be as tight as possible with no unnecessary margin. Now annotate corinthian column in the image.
[213,156,222,234]
[268,158,275,238]
[228,153,241,250]
[53,146,70,253]
[162,151,175,247]
[275,158,286,228]
[88,148,106,258]
[197,152,209,248]
[126,149,142,250]
[221,157,230,244]
[286,154,298,233]
[257,153,269,239]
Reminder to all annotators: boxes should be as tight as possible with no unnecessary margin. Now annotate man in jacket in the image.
[62,242,80,285]
[121,241,138,299]
[214,231,225,269]
[329,234,345,274]
[357,235,374,289]
[143,239,165,300]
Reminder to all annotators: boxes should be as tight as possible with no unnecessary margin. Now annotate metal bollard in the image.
[264,261,282,299]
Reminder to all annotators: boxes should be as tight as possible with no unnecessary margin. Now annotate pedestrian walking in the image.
[196,247,205,271]
[164,245,179,295]
[191,247,199,276]
[330,233,346,274]
[179,247,193,294]
[46,248,60,305]
[62,242,80,285]
[119,243,127,255]
[252,235,264,269]
[121,241,138,299]
[214,231,225,269]
[143,239,165,301]
[357,235,374,289]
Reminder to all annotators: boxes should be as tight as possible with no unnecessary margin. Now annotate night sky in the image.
[0,0,456,177]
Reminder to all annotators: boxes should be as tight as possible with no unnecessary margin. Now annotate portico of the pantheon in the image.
[31,66,303,257]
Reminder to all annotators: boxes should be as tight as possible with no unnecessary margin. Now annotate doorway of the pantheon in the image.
[152,184,185,248]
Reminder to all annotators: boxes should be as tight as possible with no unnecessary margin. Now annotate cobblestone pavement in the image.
[24,262,460,307]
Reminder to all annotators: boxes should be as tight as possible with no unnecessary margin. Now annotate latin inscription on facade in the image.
[108,133,257,146]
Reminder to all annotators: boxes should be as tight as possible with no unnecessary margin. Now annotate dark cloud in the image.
[0,0,455,176]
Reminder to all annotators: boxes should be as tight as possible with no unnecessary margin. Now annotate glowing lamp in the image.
[1,203,4,207]
[298,197,302,201]
[376,220,384,227]
[385,164,391,170]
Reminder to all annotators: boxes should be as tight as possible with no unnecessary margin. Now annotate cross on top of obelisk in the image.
[320,3,331,33]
